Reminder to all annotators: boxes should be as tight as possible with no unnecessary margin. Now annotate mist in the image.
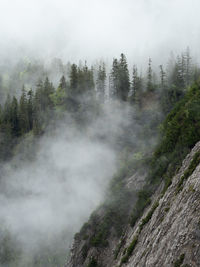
[0,101,143,265]
[1,0,200,65]
[0,0,199,265]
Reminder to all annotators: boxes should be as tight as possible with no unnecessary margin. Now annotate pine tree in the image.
[96,63,106,103]
[83,63,95,93]
[76,62,95,97]
[171,55,185,89]
[159,65,167,90]
[131,65,138,102]
[118,53,130,101]
[59,76,67,91]
[110,54,130,101]
[35,80,43,111]
[161,57,185,114]
[27,89,33,130]
[147,58,153,92]
[19,86,29,134]
[10,96,19,136]
[70,64,79,97]
[110,58,119,99]
[33,89,42,136]
[43,77,54,109]
[130,65,142,106]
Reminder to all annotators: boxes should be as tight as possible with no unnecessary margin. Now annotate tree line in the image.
[0,48,199,160]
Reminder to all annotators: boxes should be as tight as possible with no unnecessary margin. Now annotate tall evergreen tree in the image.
[83,63,95,93]
[76,62,95,97]
[43,77,54,109]
[110,54,130,101]
[70,64,79,97]
[59,76,67,91]
[27,89,33,130]
[35,80,43,111]
[159,65,167,90]
[118,53,130,101]
[10,96,19,136]
[171,55,185,89]
[130,65,142,106]
[147,58,153,92]
[96,63,106,103]
[33,88,42,136]
[110,58,119,99]
[19,86,29,134]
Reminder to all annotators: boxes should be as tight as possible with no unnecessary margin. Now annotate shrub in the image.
[174,253,185,267]
[130,189,151,227]
[120,235,138,265]
[176,151,200,194]
[139,200,159,232]
[87,257,98,267]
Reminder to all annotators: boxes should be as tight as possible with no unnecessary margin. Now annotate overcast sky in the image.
[0,0,200,65]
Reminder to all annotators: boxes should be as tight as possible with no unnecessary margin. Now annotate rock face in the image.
[66,141,200,267]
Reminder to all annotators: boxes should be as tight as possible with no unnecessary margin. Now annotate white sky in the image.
[0,0,200,65]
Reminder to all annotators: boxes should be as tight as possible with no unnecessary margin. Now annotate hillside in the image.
[0,52,200,267]
[66,82,200,267]
[1,1,200,266]
[67,141,200,267]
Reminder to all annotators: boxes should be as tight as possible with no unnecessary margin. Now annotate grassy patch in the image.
[114,237,126,260]
[139,200,159,232]
[164,206,170,212]
[175,151,200,194]
[174,253,185,267]
[120,235,138,265]
[130,188,151,227]
[87,257,98,267]
[188,184,195,192]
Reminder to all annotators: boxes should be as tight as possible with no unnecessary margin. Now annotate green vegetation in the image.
[130,189,151,227]
[176,151,200,194]
[139,200,159,232]
[174,254,185,267]
[87,257,99,267]
[120,200,159,265]
[114,237,126,260]
[123,81,200,261]
[131,81,200,216]
[72,50,200,266]
[1,48,200,266]
[164,206,170,212]
[153,82,200,177]
[120,235,138,265]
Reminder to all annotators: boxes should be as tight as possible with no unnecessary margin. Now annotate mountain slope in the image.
[66,82,200,267]
[66,141,200,267]
[118,141,200,266]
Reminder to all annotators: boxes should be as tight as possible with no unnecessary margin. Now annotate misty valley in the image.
[1,0,200,266]
[0,47,200,267]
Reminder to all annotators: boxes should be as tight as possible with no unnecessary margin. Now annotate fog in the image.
[0,129,115,244]
[0,0,200,65]
[0,0,199,265]
[0,101,141,265]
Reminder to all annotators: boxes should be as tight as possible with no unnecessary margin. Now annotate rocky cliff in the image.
[66,141,200,267]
